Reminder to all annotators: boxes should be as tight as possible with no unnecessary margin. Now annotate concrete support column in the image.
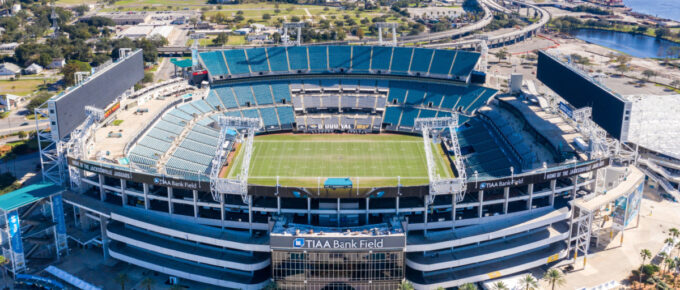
[378,27,383,44]
[452,195,457,230]
[98,174,105,201]
[192,190,198,219]
[527,184,534,211]
[220,194,225,229]
[396,197,400,215]
[307,197,311,224]
[143,183,149,210]
[99,215,109,261]
[120,179,127,207]
[365,197,370,225]
[424,196,429,235]
[167,187,173,215]
[248,196,253,235]
[551,179,558,206]
[277,196,281,215]
[478,191,484,218]
[503,187,509,214]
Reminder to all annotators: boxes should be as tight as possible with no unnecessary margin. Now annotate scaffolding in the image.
[209,116,262,204]
[414,116,467,204]
[375,22,398,46]
[282,22,305,46]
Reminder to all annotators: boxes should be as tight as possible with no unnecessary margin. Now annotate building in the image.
[23,63,43,75]
[0,42,19,54]
[11,4,20,15]
[87,12,151,25]
[47,58,66,69]
[0,62,21,77]
[0,94,19,112]
[37,46,645,289]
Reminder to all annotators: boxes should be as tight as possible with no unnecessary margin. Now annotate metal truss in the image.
[283,22,305,46]
[568,205,593,269]
[65,107,103,190]
[209,116,262,203]
[36,103,66,186]
[375,22,398,46]
[415,116,467,204]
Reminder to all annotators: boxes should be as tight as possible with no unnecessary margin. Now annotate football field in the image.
[226,134,453,187]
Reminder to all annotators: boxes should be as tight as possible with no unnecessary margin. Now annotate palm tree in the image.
[665,257,676,276]
[670,228,679,239]
[491,281,509,290]
[519,274,538,290]
[114,273,129,290]
[543,269,566,290]
[640,249,652,283]
[459,283,478,290]
[139,277,153,290]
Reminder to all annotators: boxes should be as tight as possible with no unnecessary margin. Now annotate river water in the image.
[570,29,680,58]
[623,0,680,22]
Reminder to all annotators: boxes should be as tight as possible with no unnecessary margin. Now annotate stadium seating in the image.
[390,47,413,74]
[399,107,419,128]
[328,46,351,70]
[277,106,295,126]
[242,108,260,119]
[200,46,483,81]
[351,46,372,72]
[450,51,481,78]
[308,46,328,72]
[259,107,280,127]
[429,50,456,75]
[213,86,239,109]
[224,110,242,118]
[193,100,214,113]
[245,48,270,73]
[178,103,201,116]
[370,46,392,72]
[287,46,309,71]
[252,84,274,105]
[270,82,291,103]
[199,51,228,76]
[223,49,250,75]
[232,84,256,106]
[169,109,193,121]
[205,90,225,109]
[384,107,402,125]
[155,120,184,135]
[162,114,187,127]
[405,85,427,106]
[178,138,216,156]
[266,47,289,72]
[409,48,434,74]
[418,109,437,118]
[387,81,409,104]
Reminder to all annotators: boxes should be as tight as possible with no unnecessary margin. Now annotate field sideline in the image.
[225,134,453,187]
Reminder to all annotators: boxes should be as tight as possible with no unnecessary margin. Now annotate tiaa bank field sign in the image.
[271,235,405,251]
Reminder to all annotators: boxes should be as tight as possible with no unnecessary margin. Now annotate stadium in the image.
[15,45,645,289]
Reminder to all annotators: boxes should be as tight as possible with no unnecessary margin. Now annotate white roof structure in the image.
[626,94,680,159]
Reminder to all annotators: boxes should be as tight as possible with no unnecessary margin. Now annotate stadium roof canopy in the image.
[0,182,63,211]
[170,58,192,68]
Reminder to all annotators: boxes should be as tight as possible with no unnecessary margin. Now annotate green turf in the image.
[227,134,453,187]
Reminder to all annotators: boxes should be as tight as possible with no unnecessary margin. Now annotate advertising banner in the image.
[8,211,25,271]
[51,195,68,251]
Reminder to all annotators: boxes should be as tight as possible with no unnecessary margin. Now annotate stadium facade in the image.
[29,46,646,289]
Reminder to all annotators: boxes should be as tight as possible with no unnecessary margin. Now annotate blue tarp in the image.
[324,178,353,188]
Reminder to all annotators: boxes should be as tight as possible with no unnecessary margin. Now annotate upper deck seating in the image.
[409,48,434,74]
[429,50,456,75]
[370,46,392,72]
[287,46,309,71]
[232,85,256,106]
[270,82,291,104]
[390,47,413,74]
[223,49,250,75]
[328,46,351,70]
[450,51,481,78]
[350,46,371,72]
[267,47,289,72]
[308,46,328,72]
[245,48,270,73]
[199,51,228,76]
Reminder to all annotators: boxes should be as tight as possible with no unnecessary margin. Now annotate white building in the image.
[24,63,43,75]
[47,58,66,69]
[0,94,19,112]
[0,63,21,77]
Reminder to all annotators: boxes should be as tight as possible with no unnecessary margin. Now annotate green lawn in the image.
[227,134,453,187]
[0,79,53,96]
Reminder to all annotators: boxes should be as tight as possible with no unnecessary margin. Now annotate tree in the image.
[139,277,153,290]
[114,273,129,290]
[543,269,566,290]
[655,27,671,39]
[356,27,364,40]
[61,61,91,86]
[73,5,90,16]
[640,249,652,283]
[665,257,675,275]
[263,13,271,20]
[399,280,415,290]
[642,69,656,81]
[494,48,508,62]
[519,274,538,290]
[213,32,229,46]
[27,92,52,112]
[491,281,509,290]
[17,131,26,139]
[459,283,478,290]
[614,63,628,76]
